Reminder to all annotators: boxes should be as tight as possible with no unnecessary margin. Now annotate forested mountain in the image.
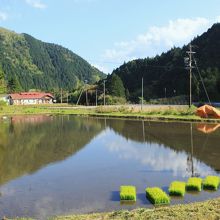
[0,27,105,93]
[112,23,220,102]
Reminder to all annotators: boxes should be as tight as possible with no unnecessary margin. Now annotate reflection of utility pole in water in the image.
[142,120,145,142]
[187,123,200,177]
[104,118,107,129]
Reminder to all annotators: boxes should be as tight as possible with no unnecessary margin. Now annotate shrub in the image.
[169,181,186,196]
[203,176,220,191]
[146,187,170,205]
[120,185,136,201]
[103,95,127,105]
[186,177,203,191]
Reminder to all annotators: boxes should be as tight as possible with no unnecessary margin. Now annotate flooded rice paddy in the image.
[0,115,220,219]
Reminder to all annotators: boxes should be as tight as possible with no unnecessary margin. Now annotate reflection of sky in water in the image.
[0,118,220,219]
[99,128,216,177]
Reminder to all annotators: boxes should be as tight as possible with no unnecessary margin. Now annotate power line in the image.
[193,55,211,105]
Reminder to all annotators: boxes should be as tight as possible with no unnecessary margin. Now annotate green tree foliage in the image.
[7,76,22,93]
[0,66,6,94]
[0,27,105,92]
[112,23,220,102]
[106,73,125,98]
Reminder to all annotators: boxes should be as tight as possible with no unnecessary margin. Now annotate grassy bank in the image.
[1,104,220,123]
[53,197,220,220]
[11,197,220,220]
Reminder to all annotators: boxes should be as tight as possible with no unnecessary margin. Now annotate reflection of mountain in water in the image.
[104,119,220,172]
[0,116,219,186]
[0,116,103,185]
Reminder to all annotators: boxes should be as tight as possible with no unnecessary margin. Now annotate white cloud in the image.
[0,11,8,21]
[92,63,109,74]
[103,17,214,65]
[25,0,47,9]
[102,132,215,177]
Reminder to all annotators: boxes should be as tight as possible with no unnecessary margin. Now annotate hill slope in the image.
[0,27,104,92]
[112,23,220,102]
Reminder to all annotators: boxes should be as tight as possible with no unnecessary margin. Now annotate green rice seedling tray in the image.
[146,187,170,205]
[186,177,202,191]
[120,185,136,201]
[203,176,220,191]
[169,181,186,196]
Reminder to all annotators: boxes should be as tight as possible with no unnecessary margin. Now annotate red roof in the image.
[9,92,54,100]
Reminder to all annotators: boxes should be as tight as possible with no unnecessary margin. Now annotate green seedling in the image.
[203,176,220,191]
[186,177,202,191]
[120,185,136,201]
[146,187,170,205]
[169,181,186,196]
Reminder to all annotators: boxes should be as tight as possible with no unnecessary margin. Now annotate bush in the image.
[105,95,127,105]
[169,181,186,196]
[146,187,170,205]
[186,177,203,191]
[203,176,220,191]
[120,185,136,201]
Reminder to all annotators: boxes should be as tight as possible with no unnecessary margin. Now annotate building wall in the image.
[12,98,53,105]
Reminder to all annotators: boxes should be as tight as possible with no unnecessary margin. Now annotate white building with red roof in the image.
[8,92,55,105]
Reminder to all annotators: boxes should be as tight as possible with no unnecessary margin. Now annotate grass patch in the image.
[203,176,220,191]
[1,104,220,123]
[146,187,170,205]
[51,197,220,220]
[168,181,186,196]
[186,177,203,192]
[120,185,136,201]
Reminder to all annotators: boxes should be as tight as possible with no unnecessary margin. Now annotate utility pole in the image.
[61,88,63,104]
[67,92,68,104]
[84,80,88,106]
[103,80,106,106]
[85,88,88,106]
[76,88,83,105]
[186,44,195,107]
[96,89,98,106]
[141,77,143,111]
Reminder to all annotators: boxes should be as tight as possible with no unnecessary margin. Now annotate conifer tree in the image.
[107,74,125,98]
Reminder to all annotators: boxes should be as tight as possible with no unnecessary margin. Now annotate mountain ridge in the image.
[112,23,220,102]
[0,27,105,93]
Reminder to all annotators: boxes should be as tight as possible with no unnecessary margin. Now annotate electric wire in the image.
[192,55,211,105]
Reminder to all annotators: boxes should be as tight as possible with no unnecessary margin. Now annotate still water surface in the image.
[0,115,220,219]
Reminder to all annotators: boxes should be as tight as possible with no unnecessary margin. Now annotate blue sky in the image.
[0,0,220,73]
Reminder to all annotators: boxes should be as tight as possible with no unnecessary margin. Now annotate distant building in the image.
[8,92,55,105]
